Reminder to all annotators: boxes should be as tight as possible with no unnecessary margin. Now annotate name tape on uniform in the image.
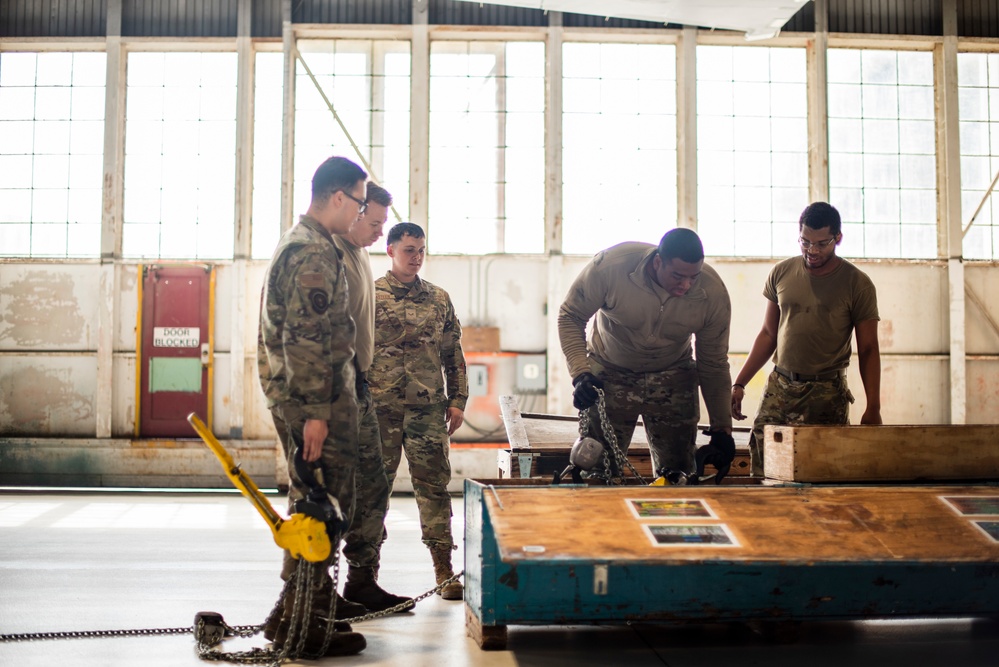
[153,326,201,348]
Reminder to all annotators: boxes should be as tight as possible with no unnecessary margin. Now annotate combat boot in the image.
[429,545,463,601]
[343,566,415,613]
[312,573,369,620]
[262,587,353,642]
[269,617,365,657]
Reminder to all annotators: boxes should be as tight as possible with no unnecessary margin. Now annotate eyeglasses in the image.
[341,190,368,215]
[798,236,837,250]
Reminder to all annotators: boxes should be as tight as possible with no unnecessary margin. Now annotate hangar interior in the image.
[1,0,999,665]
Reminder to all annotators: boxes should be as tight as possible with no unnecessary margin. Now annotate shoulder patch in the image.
[299,272,325,288]
[309,289,330,314]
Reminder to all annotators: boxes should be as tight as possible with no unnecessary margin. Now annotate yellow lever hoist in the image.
[187,413,332,563]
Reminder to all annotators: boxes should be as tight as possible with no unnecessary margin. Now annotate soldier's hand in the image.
[731,384,746,420]
[572,372,604,410]
[446,407,464,435]
[355,373,371,410]
[302,419,328,462]
[860,406,882,425]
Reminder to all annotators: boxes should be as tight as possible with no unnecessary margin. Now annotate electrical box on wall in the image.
[515,354,546,394]
[468,364,489,396]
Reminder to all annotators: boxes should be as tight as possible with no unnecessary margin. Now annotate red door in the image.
[138,265,214,438]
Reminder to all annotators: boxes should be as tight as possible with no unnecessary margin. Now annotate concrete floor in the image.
[1,490,997,666]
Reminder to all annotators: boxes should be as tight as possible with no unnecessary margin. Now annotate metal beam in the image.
[279,0,296,236]
[544,11,563,254]
[229,0,253,439]
[807,0,829,203]
[938,0,965,424]
[96,0,124,439]
[676,26,697,230]
[410,0,430,234]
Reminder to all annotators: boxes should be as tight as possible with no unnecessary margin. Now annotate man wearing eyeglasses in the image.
[257,155,369,656]
[731,201,882,477]
[332,183,415,614]
[558,228,735,479]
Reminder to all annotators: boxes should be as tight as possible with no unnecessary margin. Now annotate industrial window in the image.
[122,52,238,259]
[251,51,283,260]
[294,39,411,254]
[696,45,808,258]
[428,40,545,255]
[827,48,937,259]
[562,42,677,256]
[957,52,999,261]
[0,51,106,258]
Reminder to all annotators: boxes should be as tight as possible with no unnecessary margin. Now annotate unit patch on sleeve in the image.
[309,289,329,314]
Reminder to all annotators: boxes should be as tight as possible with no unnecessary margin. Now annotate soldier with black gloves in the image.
[558,228,735,477]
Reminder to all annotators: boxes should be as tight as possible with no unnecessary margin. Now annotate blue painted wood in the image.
[464,480,999,634]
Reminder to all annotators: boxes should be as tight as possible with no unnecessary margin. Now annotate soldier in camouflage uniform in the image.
[369,222,468,601]
[558,228,735,477]
[257,156,368,656]
[333,183,413,613]
[732,202,881,476]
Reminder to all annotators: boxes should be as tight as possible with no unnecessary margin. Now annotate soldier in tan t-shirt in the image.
[333,183,414,614]
[731,201,882,476]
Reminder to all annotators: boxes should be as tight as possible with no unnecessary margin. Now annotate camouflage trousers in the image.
[341,395,391,571]
[271,394,358,582]
[377,402,454,550]
[586,359,700,475]
[749,370,853,476]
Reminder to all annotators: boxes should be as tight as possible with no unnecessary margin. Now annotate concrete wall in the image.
[2,256,998,485]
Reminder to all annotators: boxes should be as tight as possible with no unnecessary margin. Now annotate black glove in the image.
[695,429,736,484]
[572,372,604,410]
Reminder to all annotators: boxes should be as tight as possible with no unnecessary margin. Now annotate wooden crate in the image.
[764,424,999,483]
[462,326,501,352]
[464,480,999,650]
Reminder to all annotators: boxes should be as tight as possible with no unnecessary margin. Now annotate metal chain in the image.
[579,389,648,485]
[3,549,466,667]
[1,627,195,642]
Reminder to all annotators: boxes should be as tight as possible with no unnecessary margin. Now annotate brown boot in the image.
[429,545,463,601]
[343,566,415,613]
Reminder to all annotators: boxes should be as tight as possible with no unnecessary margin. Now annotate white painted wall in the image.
[2,256,998,441]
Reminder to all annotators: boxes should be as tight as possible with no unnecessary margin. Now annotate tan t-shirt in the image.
[558,242,733,431]
[765,256,879,375]
[333,235,375,373]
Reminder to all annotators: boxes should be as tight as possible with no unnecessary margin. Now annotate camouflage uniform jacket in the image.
[369,271,468,411]
[257,215,356,421]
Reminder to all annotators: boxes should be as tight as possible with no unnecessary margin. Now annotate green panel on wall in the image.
[149,357,202,393]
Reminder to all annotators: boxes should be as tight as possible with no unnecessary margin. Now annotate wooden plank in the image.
[499,395,531,451]
[480,484,999,563]
[763,425,999,482]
